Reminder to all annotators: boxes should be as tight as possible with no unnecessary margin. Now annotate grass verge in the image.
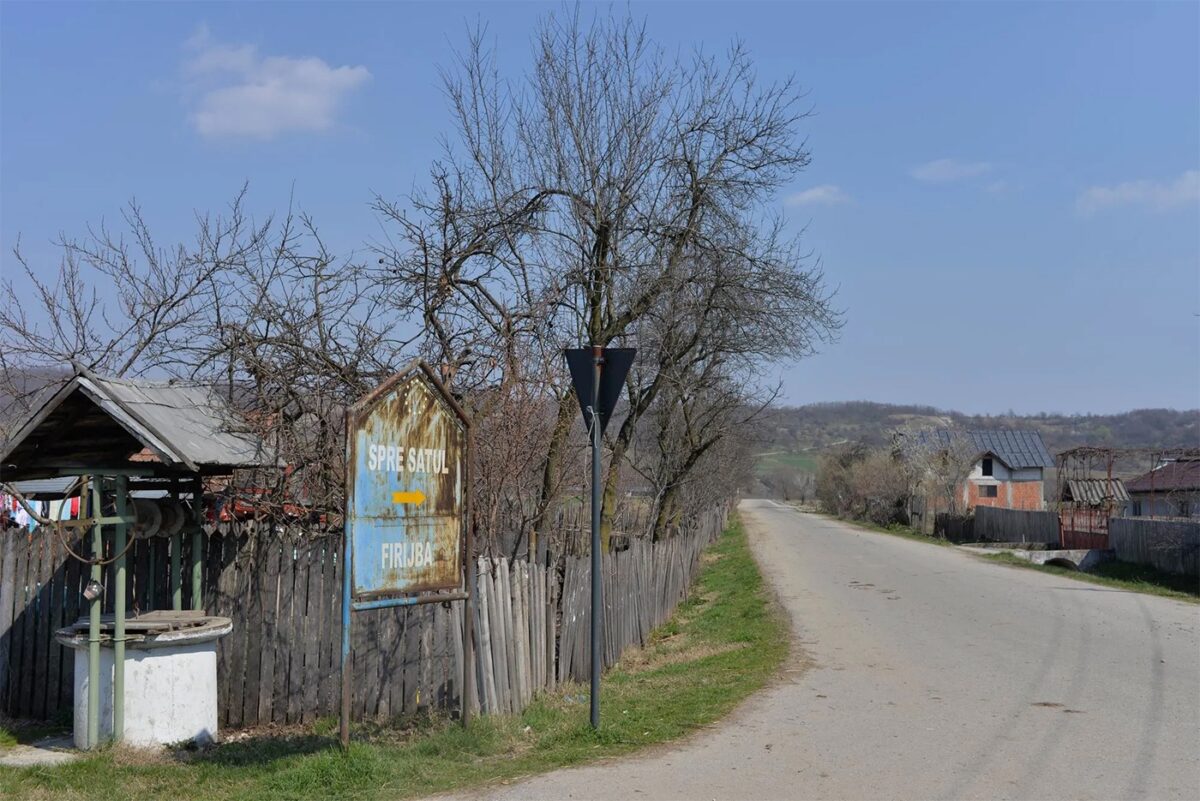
[0,516,787,801]
[817,510,1198,603]
[982,552,1199,603]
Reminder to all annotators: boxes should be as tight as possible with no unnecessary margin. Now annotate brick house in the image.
[904,429,1053,529]
[958,430,1054,512]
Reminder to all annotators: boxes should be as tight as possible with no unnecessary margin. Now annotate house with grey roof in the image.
[902,429,1054,529]
[956,430,1054,512]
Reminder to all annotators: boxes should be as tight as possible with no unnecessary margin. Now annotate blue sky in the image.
[2,1,1197,414]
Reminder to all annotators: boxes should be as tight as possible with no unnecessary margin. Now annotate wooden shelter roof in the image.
[0,369,276,481]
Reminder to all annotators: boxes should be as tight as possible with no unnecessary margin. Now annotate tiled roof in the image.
[1125,460,1200,493]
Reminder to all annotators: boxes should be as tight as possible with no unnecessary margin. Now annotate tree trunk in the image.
[652,488,677,542]
[532,390,578,552]
[599,441,621,552]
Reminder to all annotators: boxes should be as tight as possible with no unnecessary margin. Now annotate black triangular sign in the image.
[564,347,636,435]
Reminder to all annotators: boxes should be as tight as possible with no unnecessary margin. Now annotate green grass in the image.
[822,510,1200,603]
[982,553,1200,603]
[0,517,788,801]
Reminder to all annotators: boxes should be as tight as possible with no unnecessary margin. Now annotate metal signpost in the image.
[340,361,474,748]
[564,346,635,729]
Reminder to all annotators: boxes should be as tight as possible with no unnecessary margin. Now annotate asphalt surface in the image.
[444,500,1200,801]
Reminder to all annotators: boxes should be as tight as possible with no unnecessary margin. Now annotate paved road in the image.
[445,500,1200,801]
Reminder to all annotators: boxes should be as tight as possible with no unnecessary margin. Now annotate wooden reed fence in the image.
[0,506,727,725]
[1108,518,1200,577]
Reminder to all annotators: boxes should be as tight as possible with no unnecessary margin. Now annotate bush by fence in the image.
[934,514,974,543]
[1108,518,1200,577]
[973,506,1059,545]
[0,507,726,724]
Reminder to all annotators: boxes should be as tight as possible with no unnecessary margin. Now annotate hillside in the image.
[752,402,1199,498]
[760,402,1198,455]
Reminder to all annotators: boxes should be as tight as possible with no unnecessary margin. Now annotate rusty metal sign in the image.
[345,362,468,597]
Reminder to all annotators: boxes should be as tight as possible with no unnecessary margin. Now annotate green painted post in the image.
[113,475,128,740]
[147,539,157,610]
[171,480,182,611]
[191,477,203,611]
[87,477,102,749]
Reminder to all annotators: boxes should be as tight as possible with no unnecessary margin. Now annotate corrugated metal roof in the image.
[909,428,1054,469]
[77,375,272,470]
[0,369,276,478]
[1064,478,1129,505]
[966,430,1054,470]
[1125,460,1200,493]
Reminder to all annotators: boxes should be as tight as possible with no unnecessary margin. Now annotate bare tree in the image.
[1,188,407,517]
[894,426,980,520]
[376,7,839,551]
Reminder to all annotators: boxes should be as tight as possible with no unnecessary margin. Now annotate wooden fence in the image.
[933,514,974,543]
[1108,518,1200,577]
[0,507,727,725]
[973,506,1060,545]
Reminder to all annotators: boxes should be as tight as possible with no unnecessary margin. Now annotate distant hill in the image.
[751,402,1200,499]
[759,402,1199,456]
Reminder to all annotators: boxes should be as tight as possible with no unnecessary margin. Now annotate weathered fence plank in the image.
[1109,518,1200,576]
[0,532,17,712]
[2,508,728,726]
[974,506,1059,544]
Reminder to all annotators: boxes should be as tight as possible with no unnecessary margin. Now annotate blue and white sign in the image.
[345,364,468,597]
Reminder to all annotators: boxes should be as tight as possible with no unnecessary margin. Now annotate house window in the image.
[1132,501,1142,516]
[982,458,994,477]
[1181,501,1192,517]
[980,485,998,498]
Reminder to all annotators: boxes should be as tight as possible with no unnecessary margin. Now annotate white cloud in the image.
[1076,170,1200,216]
[183,26,370,139]
[785,185,851,206]
[910,158,993,183]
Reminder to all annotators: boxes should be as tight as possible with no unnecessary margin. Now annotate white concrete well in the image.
[56,613,232,749]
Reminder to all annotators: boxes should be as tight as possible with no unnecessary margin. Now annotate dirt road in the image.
[444,500,1200,800]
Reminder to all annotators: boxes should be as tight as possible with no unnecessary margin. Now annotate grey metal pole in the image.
[191,477,203,611]
[340,512,353,749]
[113,474,128,741]
[87,477,101,748]
[146,538,156,610]
[340,416,354,750]
[590,345,603,730]
[463,524,476,727]
[171,479,182,611]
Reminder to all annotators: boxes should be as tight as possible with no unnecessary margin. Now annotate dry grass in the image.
[620,640,749,671]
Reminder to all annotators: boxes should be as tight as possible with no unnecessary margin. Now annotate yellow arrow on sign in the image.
[392,490,426,505]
